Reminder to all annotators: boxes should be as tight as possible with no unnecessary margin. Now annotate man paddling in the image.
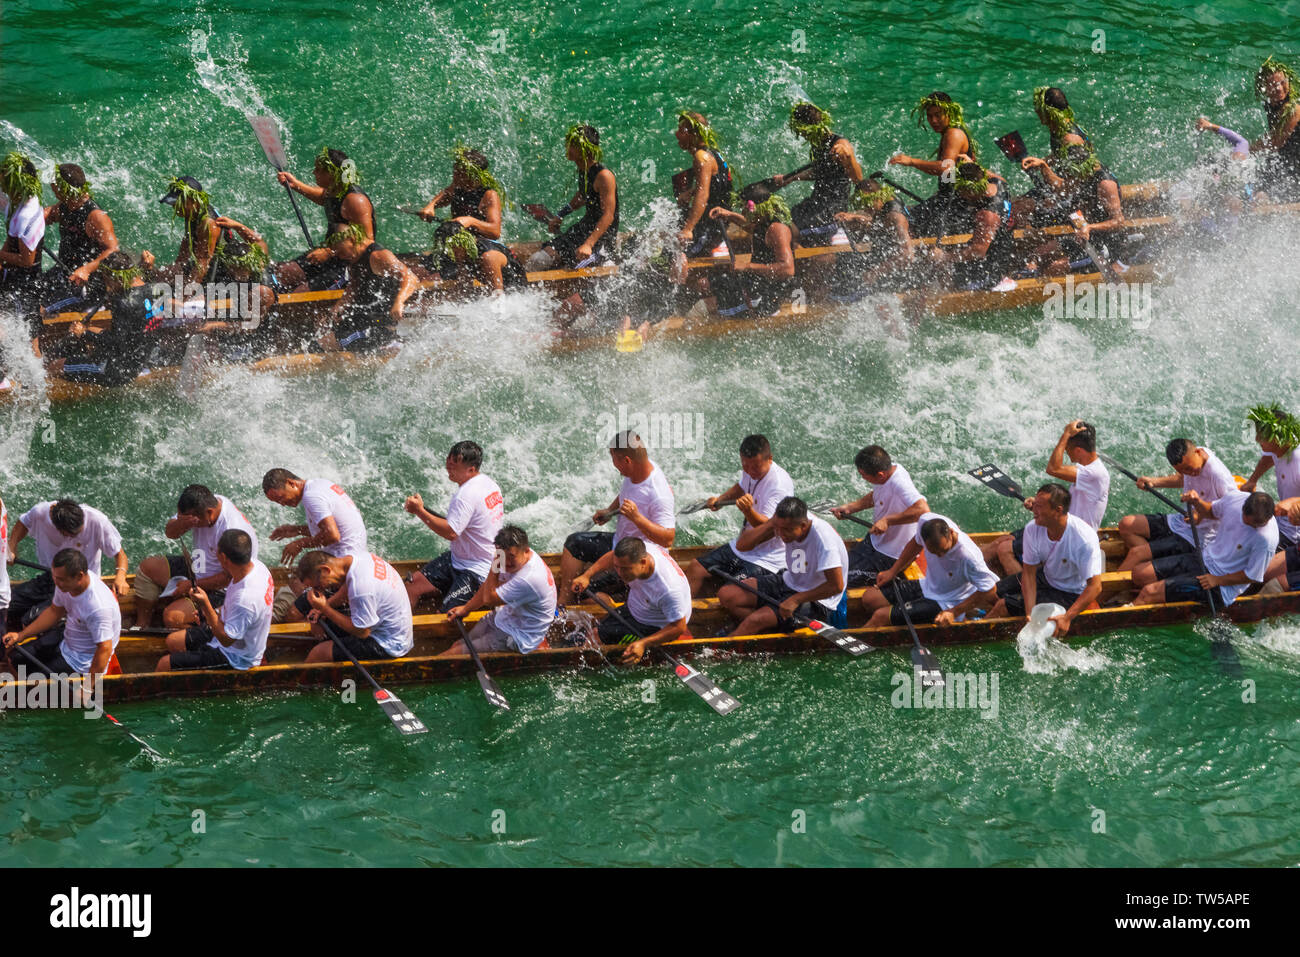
[1241,404,1300,548]
[133,484,260,629]
[41,163,119,314]
[925,161,1016,290]
[831,445,928,588]
[561,430,676,602]
[984,420,1110,576]
[1131,490,1277,608]
[319,224,417,352]
[445,525,557,656]
[987,483,1104,636]
[707,193,798,318]
[890,92,978,236]
[3,548,119,678]
[146,176,233,285]
[718,496,848,636]
[775,102,864,244]
[403,441,504,611]
[684,434,794,596]
[5,498,128,631]
[591,537,692,663]
[673,111,734,258]
[525,125,620,270]
[864,513,1000,627]
[272,147,375,291]
[1116,439,1237,573]
[155,530,272,672]
[0,151,47,357]
[297,550,414,664]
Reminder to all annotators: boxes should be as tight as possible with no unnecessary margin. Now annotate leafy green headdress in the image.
[316,146,360,198]
[1033,87,1088,141]
[97,258,142,289]
[849,181,896,210]
[325,222,367,247]
[789,102,833,152]
[166,176,211,222]
[1,152,41,203]
[952,162,991,196]
[1057,143,1102,181]
[677,111,720,151]
[1255,57,1300,132]
[565,124,603,165]
[450,144,508,208]
[743,194,793,227]
[913,93,979,160]
[218,236,271,276]
[1247,403,1300,448]
[53,165,91,200]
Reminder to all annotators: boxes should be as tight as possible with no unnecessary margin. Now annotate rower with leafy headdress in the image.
[772,102,864,244]
[40,163,119,315]
[48,251,162,387]
[890,91,978,237]
[320,222,417,353]
[144,175,231,285]
[272,146,375,292]
[1020,144,1131,274]
[419,146,527,292]
[525,124,620,270]
[1241,405,1300,573]
[1247,57,1300,202]
[705,189,797,318]
[672,111,735,258]
[1011,87,1113,225]
[0,151,47,357]
[924,160,1016,290]
[830,180,915,299]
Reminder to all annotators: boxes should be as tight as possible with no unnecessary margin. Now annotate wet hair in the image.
[920,517,951,550]
[739,434,771,459]
[613,536,647,561]
[608,430,647,455]
[49,499,85,535]
[51,547,88,577]
[572,125,599,147]
[101,250,134,272]
[495,525,529,550]
[317,148,349,169]
[774,496,808,521]
[1042,87,1070,111]
[854,445,891,476]
[56,163,87,189]
[262,468,301,492]
[218,529,254,565]
[1067,422,1097,453]
[1243,491,1276,524]
[177,483,219,515]
[447,440,483,469]
[1165,438,1194,467]
[1037,483,1071,512]
[296,550,333,582]
[458,148,489,171]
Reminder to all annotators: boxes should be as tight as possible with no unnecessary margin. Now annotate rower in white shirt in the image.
[831,445,928,587]
[592,537,692,663]
[984,420,1110,575]
[4,549,120,676]
[156,530,273,671]
[685,433,795,595]
[403,441,504,611]
[298,550,414,663]
[446,525,558,655]
[865,513,1000,626]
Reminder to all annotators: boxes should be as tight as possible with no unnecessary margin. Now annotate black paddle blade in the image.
[104,713,164,758]
[969,464,1024,501]
[678,499,710,515]
[374,689,428,734]
[1207,619,1244,677]
[670,658,740,715]
[910,645,946,689]
[802,619,872,656]
[477,673,511,711]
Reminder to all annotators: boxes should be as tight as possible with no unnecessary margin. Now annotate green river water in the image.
[1,0,1298,866]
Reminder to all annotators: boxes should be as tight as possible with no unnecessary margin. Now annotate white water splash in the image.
[1016,626,1112,674]
[189,26,284,132]
[0,120,55,178]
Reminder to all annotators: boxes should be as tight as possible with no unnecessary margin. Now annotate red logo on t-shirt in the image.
[485,491,503,510]
[330,484,345,495]
[264,579,274,606]
[372,554,387,580]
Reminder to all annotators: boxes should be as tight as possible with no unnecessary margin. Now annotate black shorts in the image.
[697,543,765,582]
[329,632,398,662]
[1285,543,1300,590]
[548,226,614,268]
[596,606,655,645]
[6,571,55,630]
[18,624,73,674]
[414,552,483,611]
[1009,527,1025,562]
[996,571,1081,617]
[1142,513,1196,560]
[750,571,820,625]
[165,555,225,608]
[42,271,106,313]
[1152,553,1226,606]
[564,530,613,563]
[169,626,233,670]
[293,585,348,617]
[291,252,350,291]
[336,323,398,353]
[847,536,896,587]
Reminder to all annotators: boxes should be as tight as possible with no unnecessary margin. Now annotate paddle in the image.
[569,506,614,535]
[11,557,50,574]
[868,171,926,204]
[246,113,315,247]
[678,495,738,515]
[581,588,740,715]
[710,568,872,655]
[995,130,1048,188]
[744,161,815,196]
[724,232,758,315]
[317,617,427,734]
[451,617,510,711]
[969,464,1027,502]
[891,579,945,688]
[8,638,163,758]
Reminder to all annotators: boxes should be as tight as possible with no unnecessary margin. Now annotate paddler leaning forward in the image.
[296,550,415,664]
[318,223,417,353]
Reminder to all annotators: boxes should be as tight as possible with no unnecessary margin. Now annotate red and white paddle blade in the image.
[248,115,290,170]
[373,689,427,735]
[804,619,872,656]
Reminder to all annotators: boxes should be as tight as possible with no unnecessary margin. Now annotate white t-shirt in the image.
[728,462,794,571]
[181,495,259,579]
[1023,513,1104,595]
[212,560,274,670]
[1203,490,1279,604]
[1264,448,1300,543]
[914,513,1000,612]
[301,479,368,557]
[1167,448,1235,544]
[782,514,850,613]
[869,464,924,559]
[52,576,121,675]
[446,473,504,577]
[19,502,123,575]
[346,553,414,657]
[1070,457,1111,530]
[0,498,10,609]
[492,550,558,653]
[614,462,675,545]
[2,194,45,253]
[626,543,693,629]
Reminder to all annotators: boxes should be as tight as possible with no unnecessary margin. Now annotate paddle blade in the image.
[178,333,206,397]
[1206,618,1244,677]
[373,688,428,734]
[248,114,290,170]
[969,464,1024,501]
[802,618,872,656]
[671,659,740,715]
[104,713,164,758]
[910,645,945,689]
[569,517,597,535]
[678,498,710,515]
[476,672,511,711]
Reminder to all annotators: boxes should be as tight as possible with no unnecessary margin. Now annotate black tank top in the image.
[952,181,1014,280]
[325,186,376,240]
[342,243,401,331]
[705,148,733,211]
[449,188,488,222]
[809,133,853,207]
[575,163,619,254]
[57,199,103,270]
